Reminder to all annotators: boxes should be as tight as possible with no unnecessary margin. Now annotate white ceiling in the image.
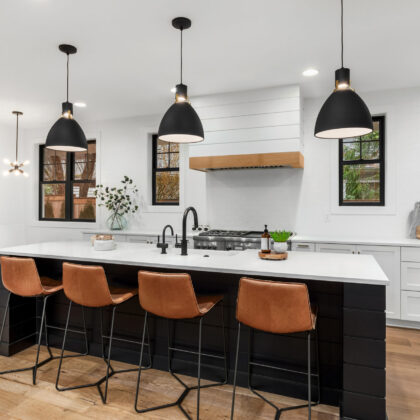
[0,0,419,128]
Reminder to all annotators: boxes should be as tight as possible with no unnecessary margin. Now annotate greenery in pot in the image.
[94,176,139,230]
[270,230,293,242]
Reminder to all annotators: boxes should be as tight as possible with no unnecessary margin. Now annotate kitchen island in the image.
[0,241,388,420]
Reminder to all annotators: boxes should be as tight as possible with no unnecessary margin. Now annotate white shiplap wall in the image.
[189,85,302,157]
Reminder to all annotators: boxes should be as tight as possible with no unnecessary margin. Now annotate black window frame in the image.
[152,134,180,206]
[339,116,385,206]
[39,140,96,222]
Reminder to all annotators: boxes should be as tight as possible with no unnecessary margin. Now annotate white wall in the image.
[0,124,25,246]
[8,85,420,245]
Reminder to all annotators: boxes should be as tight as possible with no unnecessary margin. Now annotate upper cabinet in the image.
[189,86,303,171]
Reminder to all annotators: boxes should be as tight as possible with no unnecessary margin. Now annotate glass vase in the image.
[106,212,127,231]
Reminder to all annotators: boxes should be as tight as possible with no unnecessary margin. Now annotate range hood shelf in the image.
[189,151,304,171]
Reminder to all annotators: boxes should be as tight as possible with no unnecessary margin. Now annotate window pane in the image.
[361,141,380,160]
[157,153,170,168]
[157,139,169,153]
[155,171,179,204]
[170,152,179,168]
[361,120,380,141]
[343,142,361,161]
[41,184,66,219]
[342,163,381,203]
[73,182,96,220]
[169,143,179,153]
[73,141,96,181]
[42,148,66,181]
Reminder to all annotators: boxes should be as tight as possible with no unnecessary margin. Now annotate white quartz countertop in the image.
[0,241,388,286]
[291,235,420,247]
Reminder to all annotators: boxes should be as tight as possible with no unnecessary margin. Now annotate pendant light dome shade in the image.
[158,18,204,144]
[46,44,87,151]
[158,101,204,143]
[46,103,87,151]
[314,0,373,139]
[314,87,373,139]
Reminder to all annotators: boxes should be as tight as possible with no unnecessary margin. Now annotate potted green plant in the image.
[270,230,292,253]
[94,176,139,230]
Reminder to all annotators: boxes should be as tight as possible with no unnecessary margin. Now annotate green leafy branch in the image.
[270,230,292,242]
[94,176,139,217]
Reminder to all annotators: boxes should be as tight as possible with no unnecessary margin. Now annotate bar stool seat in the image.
[135,271,228,419]
[231,277,321,420]
[196,294,223,314]
[109,285,137,304]
[0,256,70,385]
[56,262,150,404]
[40,276,64,294]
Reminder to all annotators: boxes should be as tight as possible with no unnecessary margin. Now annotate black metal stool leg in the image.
[33,295,49,384]
[197,317,203,420]
[221,301,228,383]
[308,331,312,420]
[81,306,89,356]
[55,301,72,391]
[315,328,321,404]
[230,322,241,420]
[134,311,149,413]
[100,305,116,404]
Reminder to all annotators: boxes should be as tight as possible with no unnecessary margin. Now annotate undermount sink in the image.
[150,247,239,257]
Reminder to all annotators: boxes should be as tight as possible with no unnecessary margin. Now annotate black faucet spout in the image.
[158,224,174,254]
[181,206,198,256]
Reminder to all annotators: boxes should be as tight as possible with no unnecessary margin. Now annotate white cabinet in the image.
[401,262,420,292]
[316,243,357,254]
[357,245,401,320]
[297,240,401,319]
[401,291,420,322]
[291,242,315,252]
[401,247,420,263]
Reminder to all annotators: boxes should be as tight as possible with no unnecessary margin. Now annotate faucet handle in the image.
[175,234,182,248]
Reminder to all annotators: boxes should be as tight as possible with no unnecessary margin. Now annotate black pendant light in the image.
[314,0,373,139]
[158,17,204,144]
[46,44,87,151]
[3,111,29,177]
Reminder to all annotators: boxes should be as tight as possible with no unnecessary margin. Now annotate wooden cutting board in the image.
[258,251,288,260]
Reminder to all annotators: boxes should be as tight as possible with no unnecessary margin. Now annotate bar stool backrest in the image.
[138,271,201,319]
[0,256,44,297]
[63,262,114,307]
[236,277,314,334]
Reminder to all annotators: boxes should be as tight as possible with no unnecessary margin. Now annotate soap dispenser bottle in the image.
[261,225,271,254]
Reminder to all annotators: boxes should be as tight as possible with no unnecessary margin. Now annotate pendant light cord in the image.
[341,0,344,68]
[15,113,19,162]
[66,53,70,102]
[180,28,183,84]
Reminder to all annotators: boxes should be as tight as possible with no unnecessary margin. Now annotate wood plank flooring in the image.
[0,326,416,419]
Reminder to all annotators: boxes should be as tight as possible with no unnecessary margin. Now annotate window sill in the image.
[28,220,100,229]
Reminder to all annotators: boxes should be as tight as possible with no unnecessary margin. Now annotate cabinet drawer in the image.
[401,262,420,291]
[401,291,420,321]
[316,243,356,254]
[291,242,315,252]
[401,247,420,262]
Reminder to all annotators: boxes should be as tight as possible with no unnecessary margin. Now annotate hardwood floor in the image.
[0,326,416,419]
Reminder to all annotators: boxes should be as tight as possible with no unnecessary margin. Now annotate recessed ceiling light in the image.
[170,87,176,93]
[302,68,319,77]
[74,102,87,108]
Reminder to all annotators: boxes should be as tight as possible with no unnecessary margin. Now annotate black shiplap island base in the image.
[0,241,388,420]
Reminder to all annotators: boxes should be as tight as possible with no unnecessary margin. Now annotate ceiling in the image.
[0,0,419,128]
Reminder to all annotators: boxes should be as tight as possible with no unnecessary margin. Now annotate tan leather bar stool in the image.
[0,256,80,385]
[135,271,228,419]
[231,277,320,420]
[56,262,151,404]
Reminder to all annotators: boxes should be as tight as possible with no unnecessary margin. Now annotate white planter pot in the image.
[273,242,288,254]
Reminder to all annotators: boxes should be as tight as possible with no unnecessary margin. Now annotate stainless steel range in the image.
[193,230,263,251]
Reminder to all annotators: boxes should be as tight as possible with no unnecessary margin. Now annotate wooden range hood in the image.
[189,151,304,172]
